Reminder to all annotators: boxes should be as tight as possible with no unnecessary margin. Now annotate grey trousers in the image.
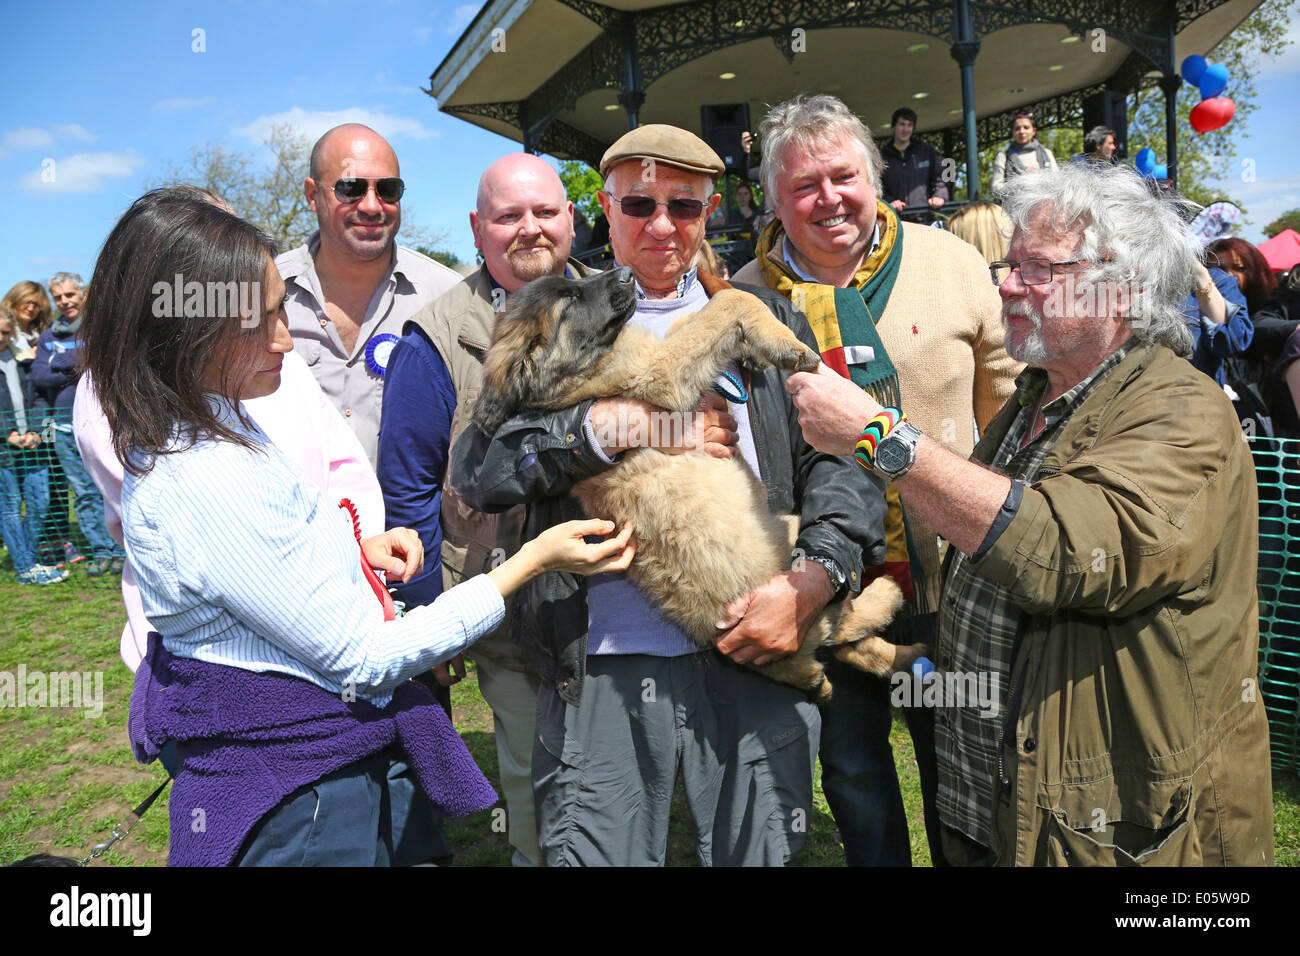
[533,652,820,866]
[473,648,544,866]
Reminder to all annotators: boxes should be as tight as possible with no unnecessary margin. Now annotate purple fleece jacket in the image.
[129,633,497,867]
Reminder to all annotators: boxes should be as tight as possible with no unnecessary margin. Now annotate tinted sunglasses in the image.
[606,193,707,221]
[325,177,406,204]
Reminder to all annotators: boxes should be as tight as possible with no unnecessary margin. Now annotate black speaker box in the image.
[701,103,752,176]
[1082,90,1127,159]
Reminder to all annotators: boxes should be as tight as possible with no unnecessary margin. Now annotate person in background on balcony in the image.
[991,111,1057,194]
[881,108,949,225]
[1073,126,1118,166]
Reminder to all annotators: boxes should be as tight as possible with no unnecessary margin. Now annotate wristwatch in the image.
[873,421,924,480]
[804,554,847,600]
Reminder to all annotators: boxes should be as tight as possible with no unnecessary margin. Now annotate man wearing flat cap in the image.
[450,124,887,865]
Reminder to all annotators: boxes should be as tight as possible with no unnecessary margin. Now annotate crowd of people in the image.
[1,274,124,585]
[4,89,1297,868]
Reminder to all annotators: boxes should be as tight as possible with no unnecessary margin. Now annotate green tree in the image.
[1264,209,1300,238]
[415,247,464,269]
[557,160,603,224]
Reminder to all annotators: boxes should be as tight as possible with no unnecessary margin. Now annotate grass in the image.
[1,572,1297,866]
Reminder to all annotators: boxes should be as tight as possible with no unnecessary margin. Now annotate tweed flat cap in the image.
[599,124,725,179]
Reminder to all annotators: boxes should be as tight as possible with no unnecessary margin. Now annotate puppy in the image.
[475,267,927,700]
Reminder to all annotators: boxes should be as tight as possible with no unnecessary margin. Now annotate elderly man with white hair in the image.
[786,162,1274,866]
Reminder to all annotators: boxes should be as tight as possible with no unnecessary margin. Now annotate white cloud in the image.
[49,123,95,143]
[235,107,438,145]
[2,127,54,151]
[446,4,478,35]
[152,97,218,112]
[19,151,145,194]
[370,70,422,96]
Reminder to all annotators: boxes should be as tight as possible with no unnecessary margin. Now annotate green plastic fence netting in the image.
[1253,435,1300,775]
[1,406,122,585]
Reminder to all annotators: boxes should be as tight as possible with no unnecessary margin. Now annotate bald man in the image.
[278,123,461,465]
[376,153,593,866]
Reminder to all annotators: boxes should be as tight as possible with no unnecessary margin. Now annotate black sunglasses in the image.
[606,193,707,221]
[323,177,406,204]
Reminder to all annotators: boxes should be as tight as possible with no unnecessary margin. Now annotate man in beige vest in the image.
[734,94,1020,866]
[376,153,593,866]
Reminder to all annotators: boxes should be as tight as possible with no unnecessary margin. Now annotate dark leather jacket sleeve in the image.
[448,399,618,513]
[734,282,890,596]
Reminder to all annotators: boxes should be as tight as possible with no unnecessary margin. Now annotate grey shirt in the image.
[276,232,462,465]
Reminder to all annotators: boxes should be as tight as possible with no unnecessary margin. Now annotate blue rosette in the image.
[365,333,401,377]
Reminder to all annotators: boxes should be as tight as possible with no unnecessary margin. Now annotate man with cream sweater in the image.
[734,93,1020,866]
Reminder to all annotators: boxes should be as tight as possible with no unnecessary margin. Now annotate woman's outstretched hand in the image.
[487,519,636,599]
[361,527,425,584]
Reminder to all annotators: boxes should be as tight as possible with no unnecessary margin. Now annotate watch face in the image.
[876,437,909,473]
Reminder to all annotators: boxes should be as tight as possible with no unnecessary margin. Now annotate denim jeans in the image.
[818,611,946,866]
[53,429,121,559]
[0,453,50,574]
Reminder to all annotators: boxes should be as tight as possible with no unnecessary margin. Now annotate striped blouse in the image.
[121,402,503,707]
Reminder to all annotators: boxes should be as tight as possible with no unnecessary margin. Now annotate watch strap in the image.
[854,407,907,471]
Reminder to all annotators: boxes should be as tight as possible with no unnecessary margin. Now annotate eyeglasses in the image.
[605,193,707,221]
[322,177,405,204]
[989,257,1112,286]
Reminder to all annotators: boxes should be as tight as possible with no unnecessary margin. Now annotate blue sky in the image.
[3,0,1297,295]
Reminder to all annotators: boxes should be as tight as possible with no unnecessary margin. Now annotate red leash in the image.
[339,498,397,621]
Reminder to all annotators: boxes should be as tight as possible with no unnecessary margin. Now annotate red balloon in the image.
[1189,97,1235,133]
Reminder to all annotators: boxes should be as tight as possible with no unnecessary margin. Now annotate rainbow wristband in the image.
[854,408,906,470]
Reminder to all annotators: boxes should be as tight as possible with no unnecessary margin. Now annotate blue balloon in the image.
[1181,54,1207,84]
[1135,147,1156,175]
[913,657,935,680]
[1153,164,1169,180]
[1199,62,1229,99]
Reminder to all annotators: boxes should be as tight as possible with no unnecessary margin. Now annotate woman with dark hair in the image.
[86,188,634,866]
[1207,237,1278,315]
[727,182,759,230]
[990,111,1057,193]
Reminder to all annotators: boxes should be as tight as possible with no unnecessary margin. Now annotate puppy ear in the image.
[473,348,530,434]
[473,304,552,433]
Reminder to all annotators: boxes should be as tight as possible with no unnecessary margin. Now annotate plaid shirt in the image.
[934,343,1132,847]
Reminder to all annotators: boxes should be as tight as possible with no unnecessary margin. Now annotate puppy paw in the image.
[753,338,820,372]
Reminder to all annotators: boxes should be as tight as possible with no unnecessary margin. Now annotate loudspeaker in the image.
[1082,90,1127,159]
[700,103,751,176]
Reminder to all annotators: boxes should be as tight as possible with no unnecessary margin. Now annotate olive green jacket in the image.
[956,342,1274,866]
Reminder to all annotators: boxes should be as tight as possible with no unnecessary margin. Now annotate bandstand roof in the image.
[426,0,1264,166]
